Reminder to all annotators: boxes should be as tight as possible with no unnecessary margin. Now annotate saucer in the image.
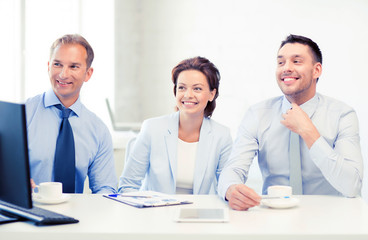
[33,194,70,205]
[261,197,299,209]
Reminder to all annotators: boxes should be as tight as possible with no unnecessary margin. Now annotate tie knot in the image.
[62,108,72,119]
[55,104,72,119]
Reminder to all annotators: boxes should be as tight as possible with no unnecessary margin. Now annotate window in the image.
[0,0,114,125]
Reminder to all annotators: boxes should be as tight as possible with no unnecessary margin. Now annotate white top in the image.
[176,138,198,194]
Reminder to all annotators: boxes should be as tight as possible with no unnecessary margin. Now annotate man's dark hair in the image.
[280,34,322,82]
[280,34,322,65]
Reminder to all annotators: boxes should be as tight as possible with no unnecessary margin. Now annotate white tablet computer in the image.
[174,208,229,223]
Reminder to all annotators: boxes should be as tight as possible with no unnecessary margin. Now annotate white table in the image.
[1,195,368,240]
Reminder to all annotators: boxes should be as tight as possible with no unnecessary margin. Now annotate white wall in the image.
[114,0,368,199]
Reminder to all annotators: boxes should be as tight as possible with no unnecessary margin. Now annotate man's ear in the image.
[84,67,94,83]
[313,62,322,80]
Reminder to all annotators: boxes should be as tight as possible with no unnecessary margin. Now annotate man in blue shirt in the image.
[218,34,363,210]
[26,34,117,194]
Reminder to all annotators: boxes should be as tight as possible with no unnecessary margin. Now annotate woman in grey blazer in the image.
[118,57,232,194]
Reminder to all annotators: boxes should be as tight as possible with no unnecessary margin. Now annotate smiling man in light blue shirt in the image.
[218,34,363,210]
[26,34,116,194]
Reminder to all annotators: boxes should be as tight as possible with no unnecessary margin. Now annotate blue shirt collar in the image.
[43,89,82,117]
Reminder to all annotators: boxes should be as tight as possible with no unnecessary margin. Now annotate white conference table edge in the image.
[1,194,368,240]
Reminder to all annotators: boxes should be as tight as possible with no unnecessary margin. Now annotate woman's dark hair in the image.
[171,56,220,117]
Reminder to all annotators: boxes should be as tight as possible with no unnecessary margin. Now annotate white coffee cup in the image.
[267,185,292,197]
[33,182,63,200]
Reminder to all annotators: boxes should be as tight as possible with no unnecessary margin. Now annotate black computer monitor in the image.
[0,101,79,225]
[0,100,32,209]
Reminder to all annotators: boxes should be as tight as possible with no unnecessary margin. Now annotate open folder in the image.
[103,191,193,208]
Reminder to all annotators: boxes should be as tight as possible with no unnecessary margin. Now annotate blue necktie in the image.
[289,131,303,195]
[54,104,75,193]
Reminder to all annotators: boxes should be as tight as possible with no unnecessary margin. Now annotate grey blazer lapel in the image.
[193,117,213,194]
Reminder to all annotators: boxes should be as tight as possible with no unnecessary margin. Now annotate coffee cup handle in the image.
[33,185,40,194]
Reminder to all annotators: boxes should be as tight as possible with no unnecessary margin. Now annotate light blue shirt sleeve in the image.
[309,108,363,197]
[217,104,260,198]
[26,90,117,194]
[218,93,363,199]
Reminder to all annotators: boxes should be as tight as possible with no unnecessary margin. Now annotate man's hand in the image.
[281,102,320,148]
[30,179,36,189]
[225,184,261,211]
